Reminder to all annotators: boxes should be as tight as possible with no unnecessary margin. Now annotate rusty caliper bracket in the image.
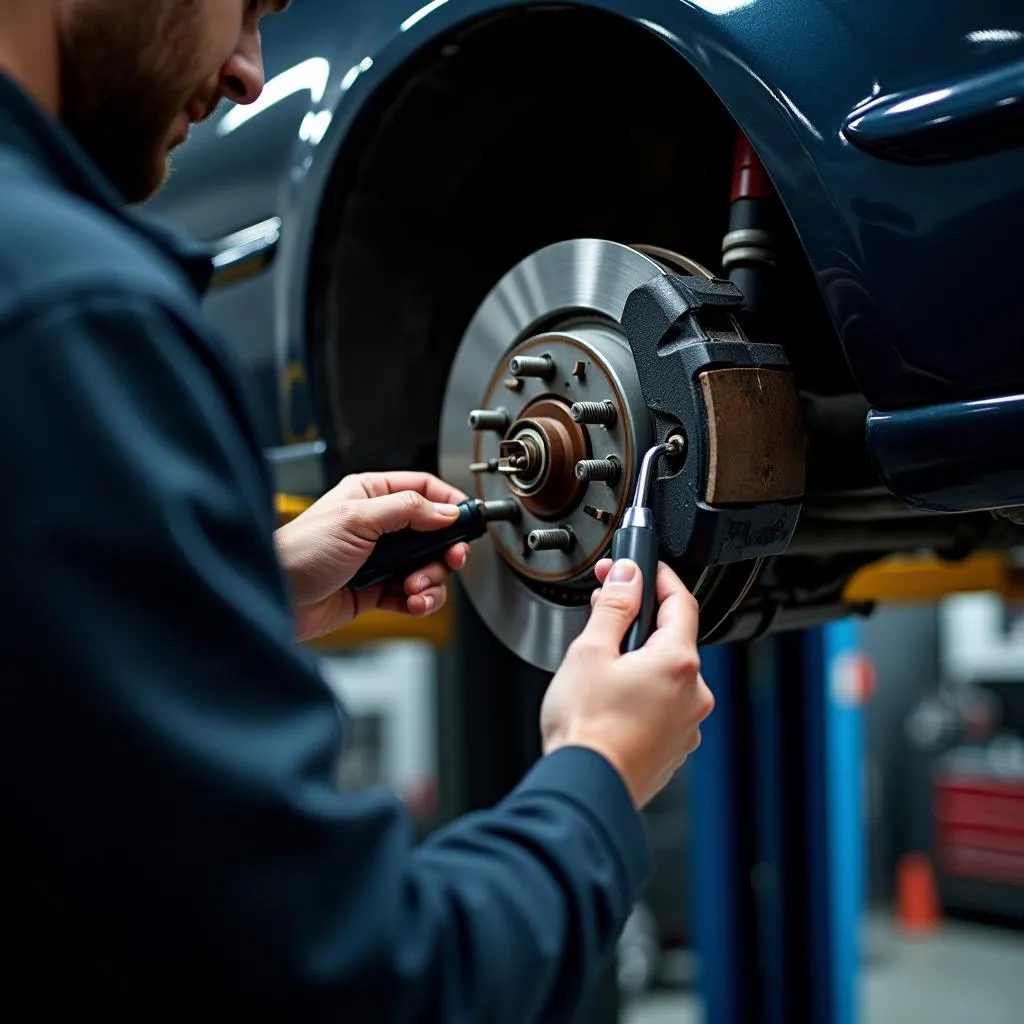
[620,273,806,566]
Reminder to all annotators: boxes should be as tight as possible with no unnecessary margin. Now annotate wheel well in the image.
[307,5,849,478]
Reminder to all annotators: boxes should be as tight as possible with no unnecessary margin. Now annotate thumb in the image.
[581,559,643,653]
[352,491,461,539]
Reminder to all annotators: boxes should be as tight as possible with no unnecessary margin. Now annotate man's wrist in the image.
[543,735,642,809]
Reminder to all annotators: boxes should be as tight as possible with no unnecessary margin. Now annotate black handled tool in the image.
[348,498,521,592]
[612,436,685,652]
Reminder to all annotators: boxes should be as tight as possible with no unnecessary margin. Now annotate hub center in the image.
[499,432,545,490]
[501,398,589,520]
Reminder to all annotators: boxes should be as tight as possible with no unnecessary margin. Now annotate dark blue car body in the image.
[147,0,1024,511]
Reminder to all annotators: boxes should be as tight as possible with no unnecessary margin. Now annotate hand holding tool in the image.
[348,498,521,592]
[612,436,685,652]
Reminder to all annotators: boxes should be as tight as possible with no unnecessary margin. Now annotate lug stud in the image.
[570,401,618,428]
[575,457,622,486]
[508,354,556,380]
[468,408,511,433]
[527,527,576,553]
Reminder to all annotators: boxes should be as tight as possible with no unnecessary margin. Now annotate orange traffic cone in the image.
[895,852,942,935]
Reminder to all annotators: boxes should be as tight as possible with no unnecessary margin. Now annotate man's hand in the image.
[541,558,714,809]
[274,472,470,640]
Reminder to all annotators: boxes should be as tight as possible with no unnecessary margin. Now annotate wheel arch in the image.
[285,1,868,461]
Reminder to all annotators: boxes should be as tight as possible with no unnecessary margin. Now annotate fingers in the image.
[446,542,470,571]
[378,582,449,617]
[388,560,454,617]
[400,549,466,603]
[577,559,644,655]
[589,558,614,606]
[403,560,448,597]
[345,490,461,541]
[402,547,467,610]
[695,674,715,720]
[343,471,469,507]
[406,584,448,616]
[589,561,693,640]
[686,726,704,756]
[643,562,700,649]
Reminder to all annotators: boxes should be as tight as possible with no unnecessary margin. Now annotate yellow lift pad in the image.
[844,552,1024,605]
[277,494,1023,647]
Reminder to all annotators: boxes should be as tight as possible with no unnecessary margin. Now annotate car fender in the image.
[274,0,875,445]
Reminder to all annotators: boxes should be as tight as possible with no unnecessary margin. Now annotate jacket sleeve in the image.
[0,292,652,1022]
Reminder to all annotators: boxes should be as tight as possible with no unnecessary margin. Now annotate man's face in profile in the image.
[59,0,279,203]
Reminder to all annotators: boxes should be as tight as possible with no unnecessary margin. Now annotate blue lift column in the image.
[691,622,867,1024]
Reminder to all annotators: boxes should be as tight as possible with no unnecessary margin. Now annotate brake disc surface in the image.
[439,239,683,670]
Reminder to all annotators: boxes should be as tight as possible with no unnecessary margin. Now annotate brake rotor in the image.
[439,238,759,670]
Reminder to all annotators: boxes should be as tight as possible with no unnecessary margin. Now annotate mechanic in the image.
[0,2,714,1021]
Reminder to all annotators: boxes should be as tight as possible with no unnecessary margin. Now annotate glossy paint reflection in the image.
[843,58,1024,163]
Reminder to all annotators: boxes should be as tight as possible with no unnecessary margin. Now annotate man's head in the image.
[58,0,289,203]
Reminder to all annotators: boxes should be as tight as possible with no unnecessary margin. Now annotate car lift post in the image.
[691,623,867,1024]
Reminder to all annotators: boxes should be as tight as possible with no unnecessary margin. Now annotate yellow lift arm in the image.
[844,552,1024,605]
[277,494,1024,648]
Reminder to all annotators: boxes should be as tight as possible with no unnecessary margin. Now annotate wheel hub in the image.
[499,395,588,519]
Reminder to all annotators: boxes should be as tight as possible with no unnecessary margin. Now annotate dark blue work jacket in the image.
[0,74,651,1021]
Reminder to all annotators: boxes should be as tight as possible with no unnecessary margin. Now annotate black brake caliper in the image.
[621,273,806,567]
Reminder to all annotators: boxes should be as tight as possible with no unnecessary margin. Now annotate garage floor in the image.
[623,914,1024,1024]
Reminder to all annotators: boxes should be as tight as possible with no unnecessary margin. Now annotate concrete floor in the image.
[623,914,1024,1024]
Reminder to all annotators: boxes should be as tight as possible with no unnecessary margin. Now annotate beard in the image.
[59,0,216,204]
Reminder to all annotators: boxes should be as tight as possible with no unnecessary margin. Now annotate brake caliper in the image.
[621,272,806,567]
